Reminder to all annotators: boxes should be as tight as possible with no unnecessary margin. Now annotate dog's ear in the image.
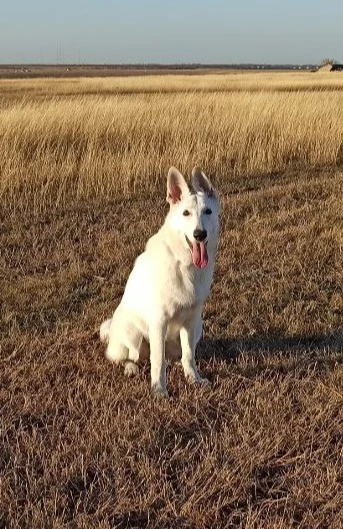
[167,167,190,204]
[192,166,215,197]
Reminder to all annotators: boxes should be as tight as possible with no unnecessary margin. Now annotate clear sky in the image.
[1,0,342,65]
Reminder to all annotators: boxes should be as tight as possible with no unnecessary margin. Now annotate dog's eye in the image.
[183,210,190,216]
[204,208,212,215]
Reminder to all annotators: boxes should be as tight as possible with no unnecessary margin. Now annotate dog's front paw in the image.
[197,376,211,386]
[190,376,211,388]
[185,370,211,386]
[151,384,169,398]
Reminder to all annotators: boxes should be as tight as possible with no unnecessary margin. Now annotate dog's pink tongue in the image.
[192,241,208,268]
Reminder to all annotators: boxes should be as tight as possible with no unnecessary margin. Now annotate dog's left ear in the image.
[192,166,215,197]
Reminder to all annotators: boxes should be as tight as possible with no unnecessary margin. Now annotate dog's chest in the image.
[165,262,212,315]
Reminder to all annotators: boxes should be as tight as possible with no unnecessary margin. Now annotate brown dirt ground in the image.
[1,168,342,528]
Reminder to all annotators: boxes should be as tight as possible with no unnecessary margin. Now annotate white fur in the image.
[100,166,220,397]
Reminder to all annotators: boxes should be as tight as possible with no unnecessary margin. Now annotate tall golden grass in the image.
[1,72,343,210]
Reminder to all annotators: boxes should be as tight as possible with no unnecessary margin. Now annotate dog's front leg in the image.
[149,320,168,397]
[180,317,209,385]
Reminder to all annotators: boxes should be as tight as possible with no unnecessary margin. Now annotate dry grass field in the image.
[1,72,343,212]
[1,72,342,528]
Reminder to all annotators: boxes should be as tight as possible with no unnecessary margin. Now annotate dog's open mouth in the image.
[185,236,208,269]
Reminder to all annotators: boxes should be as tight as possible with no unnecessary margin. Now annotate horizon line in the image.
[0,62,324,68]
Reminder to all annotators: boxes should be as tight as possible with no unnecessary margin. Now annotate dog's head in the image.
[166,166,220,269]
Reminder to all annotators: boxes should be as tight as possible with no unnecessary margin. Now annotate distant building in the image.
[330,64,343,71]
[317,62,343,73]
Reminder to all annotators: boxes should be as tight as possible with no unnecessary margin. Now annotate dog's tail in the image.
[100,318,112,344]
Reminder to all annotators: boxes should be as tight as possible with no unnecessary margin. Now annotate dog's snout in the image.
[193,229,207,242]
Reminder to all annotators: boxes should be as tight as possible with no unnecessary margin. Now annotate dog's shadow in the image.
[197,331,343,376]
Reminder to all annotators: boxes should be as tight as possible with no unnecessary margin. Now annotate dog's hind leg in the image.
[100,318,112,344]
[123,333,150,376]
[106,340,129,363]
[105,307,139,363]
[124,361,140,377]
[106,338,140,376]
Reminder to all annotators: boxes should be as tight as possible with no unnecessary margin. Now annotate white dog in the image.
[100,166,220,397]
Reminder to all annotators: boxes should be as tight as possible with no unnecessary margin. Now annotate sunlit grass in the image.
[1,72,343,211]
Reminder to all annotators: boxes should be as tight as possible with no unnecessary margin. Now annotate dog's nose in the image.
[193,229,207,241]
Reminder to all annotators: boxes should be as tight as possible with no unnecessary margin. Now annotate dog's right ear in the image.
[167,167,190,204]
[191,166,215,197]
